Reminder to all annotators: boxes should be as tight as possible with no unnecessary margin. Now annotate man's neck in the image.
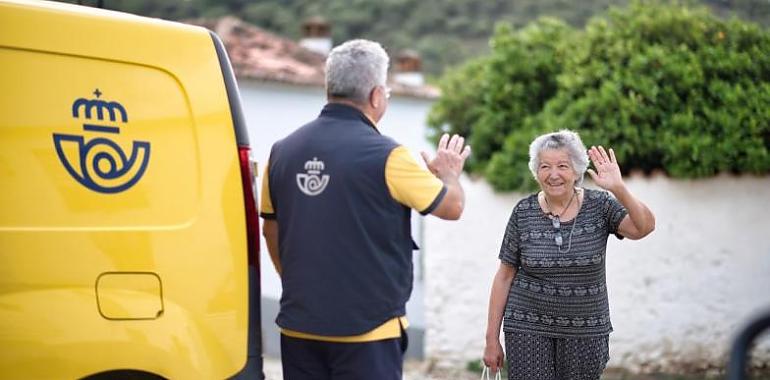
[328,98,378,125]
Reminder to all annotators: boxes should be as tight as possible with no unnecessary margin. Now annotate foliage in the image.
[59,0,769,78]
[426,57,490,172]
[429,1,770,191]
[428,18,574,186]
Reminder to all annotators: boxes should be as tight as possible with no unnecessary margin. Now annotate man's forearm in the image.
[432,174,465,220]
[262,220,282,276]
[442,175,465,216]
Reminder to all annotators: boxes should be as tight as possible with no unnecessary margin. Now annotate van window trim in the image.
[209,31,249,146]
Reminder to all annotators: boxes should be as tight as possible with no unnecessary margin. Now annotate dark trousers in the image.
[504,332,610,380]
[280,330,408,380]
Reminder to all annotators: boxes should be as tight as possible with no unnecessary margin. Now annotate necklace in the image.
[543,189,577,218]
[543,188,580,253]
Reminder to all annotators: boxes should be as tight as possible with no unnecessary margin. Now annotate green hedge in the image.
[428,1,770,191]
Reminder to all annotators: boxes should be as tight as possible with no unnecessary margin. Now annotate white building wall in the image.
[424,173,770,373]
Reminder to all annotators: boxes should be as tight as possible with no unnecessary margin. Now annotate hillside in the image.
[61,0,769,77]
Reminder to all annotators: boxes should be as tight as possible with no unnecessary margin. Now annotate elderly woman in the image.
[483,130,655,380]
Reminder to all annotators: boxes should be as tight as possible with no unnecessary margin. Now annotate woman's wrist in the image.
[486,333,501,343]
[607,178,628,195]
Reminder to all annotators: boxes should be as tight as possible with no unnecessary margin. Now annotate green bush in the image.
[428,1,770,192]
[428,18,574,177]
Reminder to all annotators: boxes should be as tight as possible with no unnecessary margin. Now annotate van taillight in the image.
[238,145,260,266]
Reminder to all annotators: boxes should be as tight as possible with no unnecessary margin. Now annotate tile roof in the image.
[188,16,326,86]
[186,17,440,99]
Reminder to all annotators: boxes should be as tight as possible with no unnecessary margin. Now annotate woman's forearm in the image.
[612,184,655,237]
[486,265,516,342]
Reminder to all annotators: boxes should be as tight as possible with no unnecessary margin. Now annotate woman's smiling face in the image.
[536,148,577,198]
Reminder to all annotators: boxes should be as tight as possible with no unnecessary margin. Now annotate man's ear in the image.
[369,86,381,109]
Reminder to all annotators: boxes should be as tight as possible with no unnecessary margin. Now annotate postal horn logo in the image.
[53,89,150,194]
[296,157,330,196]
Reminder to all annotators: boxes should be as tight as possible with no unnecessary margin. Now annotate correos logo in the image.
[53,89,151,194]
[296,157,329,196]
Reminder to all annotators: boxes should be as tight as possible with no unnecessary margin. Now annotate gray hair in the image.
[528,129,589,185]
[325,39,389,104]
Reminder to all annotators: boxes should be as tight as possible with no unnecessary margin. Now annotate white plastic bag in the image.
[480,365,503,380]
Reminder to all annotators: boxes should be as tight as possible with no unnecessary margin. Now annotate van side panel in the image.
[0,1,249,378]
[0,48,198,227]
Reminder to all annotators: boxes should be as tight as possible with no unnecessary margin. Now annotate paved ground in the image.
[262,356,757,379]
[263,357,480,380]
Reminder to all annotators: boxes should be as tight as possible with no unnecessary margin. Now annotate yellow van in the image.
[0,1,263,378]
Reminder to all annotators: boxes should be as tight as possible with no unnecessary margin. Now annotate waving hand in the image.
[587,146,624,192]
[420,133,472,180]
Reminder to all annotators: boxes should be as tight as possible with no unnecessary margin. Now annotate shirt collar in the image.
[320,103,380,133]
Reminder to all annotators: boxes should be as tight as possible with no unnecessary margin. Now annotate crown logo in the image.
[304,157,325,173]
[71,88,128,134]
[297,157,330,196]
[53,89,150,194]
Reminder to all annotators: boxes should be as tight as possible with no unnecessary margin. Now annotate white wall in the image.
[424,173,770,373]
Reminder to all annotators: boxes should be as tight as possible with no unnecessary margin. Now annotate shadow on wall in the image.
[260,296,425,359]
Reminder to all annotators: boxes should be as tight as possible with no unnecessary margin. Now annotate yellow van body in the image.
[0,1,261,378]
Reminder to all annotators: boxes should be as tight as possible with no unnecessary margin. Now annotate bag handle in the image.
[480,363,502,380]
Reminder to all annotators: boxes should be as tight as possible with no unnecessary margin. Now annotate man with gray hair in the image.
[260,39,471,379]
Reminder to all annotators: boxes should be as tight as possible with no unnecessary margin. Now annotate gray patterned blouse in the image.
[499,188,628,338]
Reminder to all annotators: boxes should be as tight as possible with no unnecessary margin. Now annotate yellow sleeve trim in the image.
[385,146,444,212]
[259,163,274,217]
[280,317,408,343]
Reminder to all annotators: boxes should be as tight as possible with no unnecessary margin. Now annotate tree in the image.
[60,0,768,78]
[429,1,770,191]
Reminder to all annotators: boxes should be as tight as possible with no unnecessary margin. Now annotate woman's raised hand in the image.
[587,145,624,192]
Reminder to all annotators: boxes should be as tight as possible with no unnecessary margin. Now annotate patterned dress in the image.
[498,189,628,380]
